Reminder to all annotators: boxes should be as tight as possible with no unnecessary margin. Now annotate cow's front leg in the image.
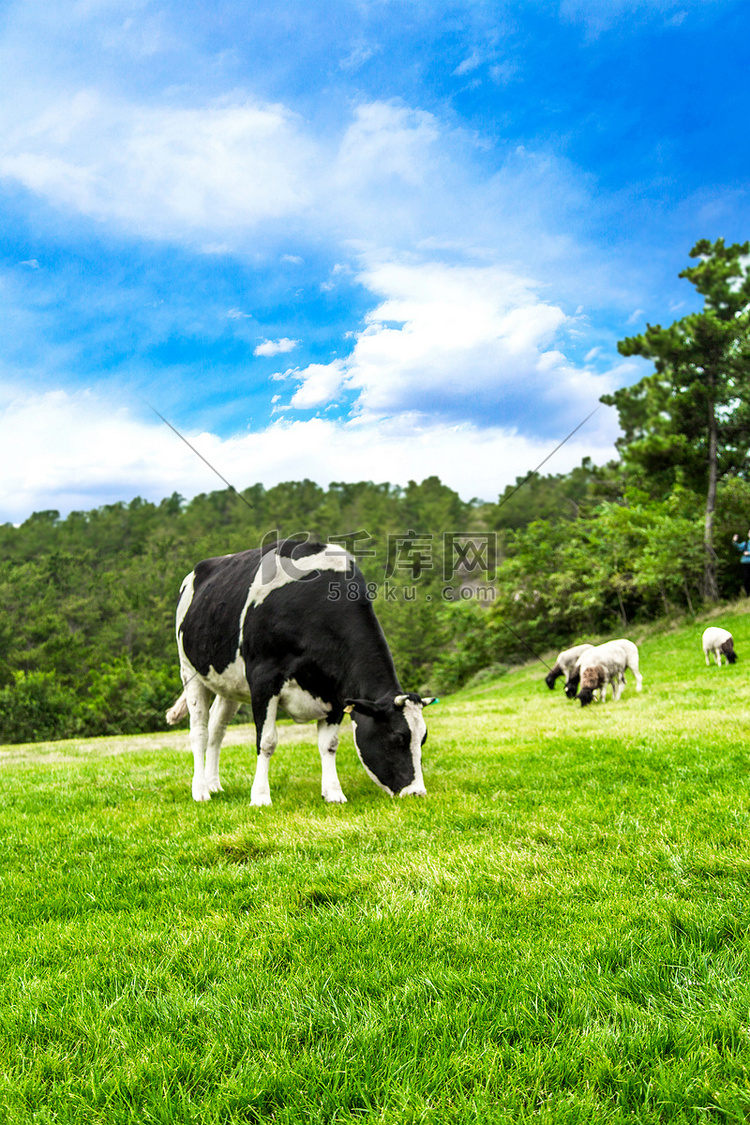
[251,694,278,806]
[317,720,347,803]
[205,695,239,793]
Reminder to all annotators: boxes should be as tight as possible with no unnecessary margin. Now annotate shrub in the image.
[81,657,182,737]
[0,671,80,744]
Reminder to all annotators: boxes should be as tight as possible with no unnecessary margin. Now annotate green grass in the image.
[3,608,750,1123]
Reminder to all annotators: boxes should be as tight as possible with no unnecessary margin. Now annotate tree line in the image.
[1,238,749,743]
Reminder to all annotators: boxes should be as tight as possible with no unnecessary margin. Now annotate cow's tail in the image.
[166,691,189,725]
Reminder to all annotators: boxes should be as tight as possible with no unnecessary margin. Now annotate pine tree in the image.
[603,238,750,599]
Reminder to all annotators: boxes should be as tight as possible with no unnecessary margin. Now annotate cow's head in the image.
[545,667,561,690]
[344,693,437,796]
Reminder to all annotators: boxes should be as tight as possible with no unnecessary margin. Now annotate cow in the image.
[167,538,436,805]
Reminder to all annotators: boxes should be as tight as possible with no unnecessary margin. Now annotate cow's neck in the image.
[337,618,402,702]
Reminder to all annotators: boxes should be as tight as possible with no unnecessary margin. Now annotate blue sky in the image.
[1,0,748,521]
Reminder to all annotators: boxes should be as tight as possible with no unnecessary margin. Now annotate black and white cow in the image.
[167,539,435,804]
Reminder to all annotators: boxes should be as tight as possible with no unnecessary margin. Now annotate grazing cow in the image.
[573,639,643,706]
[545,643,594,693]
[702,626,737,666]
[167,539,435,805]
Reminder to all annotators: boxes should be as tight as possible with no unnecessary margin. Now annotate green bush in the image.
[0,671,80,743]
[81,657,183,737]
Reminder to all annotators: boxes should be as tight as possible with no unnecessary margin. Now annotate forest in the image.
[2,237,750,743]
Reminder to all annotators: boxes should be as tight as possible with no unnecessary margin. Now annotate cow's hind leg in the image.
[184,675,214,802]
[205,695,240,793]
[250,693,279,807]
[318,719,346,803]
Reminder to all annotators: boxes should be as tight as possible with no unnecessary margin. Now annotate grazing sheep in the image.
[545,643,594,693]
[574,639,643,707]
[702,626,737,666]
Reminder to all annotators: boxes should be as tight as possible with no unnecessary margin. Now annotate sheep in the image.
[574,639,643,707]
[545,643,594,693]
[702,626,737,666]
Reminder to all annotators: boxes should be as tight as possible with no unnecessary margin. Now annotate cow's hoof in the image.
[323,791,347,803]
[399,784,427,797]
[192,787,211,802]
[207,779,224,793]
[250,794,272,807]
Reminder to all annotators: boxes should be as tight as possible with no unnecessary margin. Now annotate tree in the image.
[603,238,750,599]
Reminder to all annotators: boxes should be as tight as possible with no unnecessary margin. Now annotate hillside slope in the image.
[1,608,750,1122]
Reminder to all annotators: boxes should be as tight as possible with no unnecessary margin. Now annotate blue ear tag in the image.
[424,697,439,706]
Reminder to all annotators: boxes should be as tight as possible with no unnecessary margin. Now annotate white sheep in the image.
[545,643,594,695]
[574,639,643,707]
[702,626,737,667]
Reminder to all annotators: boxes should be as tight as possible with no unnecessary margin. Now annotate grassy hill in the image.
[2,606,750,1123]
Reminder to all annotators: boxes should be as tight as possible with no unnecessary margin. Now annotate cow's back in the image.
[179,548,264,678]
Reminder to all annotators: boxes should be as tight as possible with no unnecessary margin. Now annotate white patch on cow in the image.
[175,570,196,649]
[235,545,353,654]
[200,652,252,701]
[279,678,332,722]
[399,698,427,797]
[350,720,395,796]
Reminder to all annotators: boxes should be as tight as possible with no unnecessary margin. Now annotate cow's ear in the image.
[344,698,383,718]
[421,696,439,707]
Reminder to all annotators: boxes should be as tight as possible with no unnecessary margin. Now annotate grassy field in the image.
[3,607,750,1124]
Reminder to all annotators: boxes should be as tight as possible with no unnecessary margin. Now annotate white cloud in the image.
[254,337,298,357]
[0,90,316,237]
[0,86,613,313]
[283,257,617,427]
[489,61,518,85]
[340,43,377,72]
[0,91,444,246]
[0,386,621,522]
[453,51,483,76]
[333,102,441,194]
[558,0,702,32]
[288,360,347,409]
